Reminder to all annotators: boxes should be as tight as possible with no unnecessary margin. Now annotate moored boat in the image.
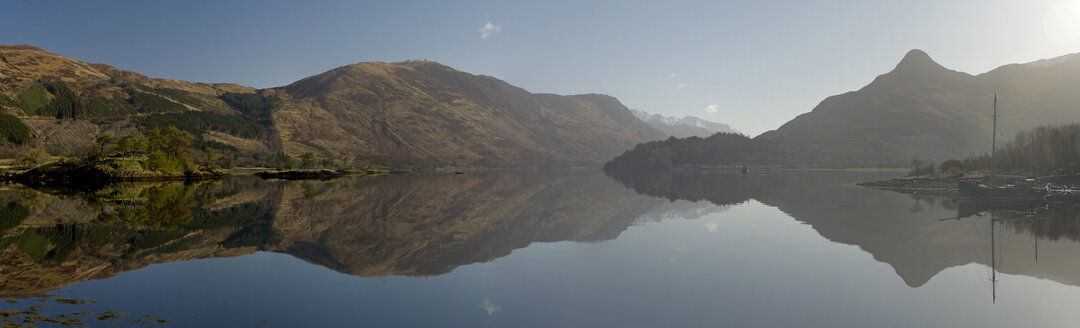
[959,94,1047,202]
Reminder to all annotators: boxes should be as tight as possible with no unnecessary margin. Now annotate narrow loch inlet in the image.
[3,171,1080,327]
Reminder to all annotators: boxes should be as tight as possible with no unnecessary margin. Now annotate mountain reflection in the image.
[9,169,1080,300]
[0,178,278,297]
[607,170,1080,291]
[0,171,662,296]
[265,172,662,276]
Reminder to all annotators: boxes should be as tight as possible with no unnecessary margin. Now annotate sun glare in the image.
[1045,1,1080,46]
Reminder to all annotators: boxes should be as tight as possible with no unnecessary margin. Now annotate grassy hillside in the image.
[1,45,664,169]
[271,60,664,167]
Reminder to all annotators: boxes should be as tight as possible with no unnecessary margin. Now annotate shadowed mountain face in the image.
[607,170,1080,288]
[0,171,663,296]
[756,49,1080,165]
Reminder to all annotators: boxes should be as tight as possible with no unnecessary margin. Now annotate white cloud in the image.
[481,299,501,315]
[668,73,678,78]
[704,104,718,113]
[478,21,502,38]
[705,222,718,232]
[674,83,688,88]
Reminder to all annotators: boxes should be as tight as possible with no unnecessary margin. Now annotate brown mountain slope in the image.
[0,45,662,168]
[0,45,263,155]
[268,60,664,167]
[0,45,253,110]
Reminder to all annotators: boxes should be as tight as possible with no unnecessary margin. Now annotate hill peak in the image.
[894,49,945,72]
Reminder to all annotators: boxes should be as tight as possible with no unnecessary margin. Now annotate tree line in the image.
[606,123,1080,175]
[962,123,1080,176]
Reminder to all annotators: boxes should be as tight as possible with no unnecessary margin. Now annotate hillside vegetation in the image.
[1,45,664,169]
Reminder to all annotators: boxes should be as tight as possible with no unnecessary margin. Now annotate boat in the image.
[958,181,1047,201]
[958,94,1048,201]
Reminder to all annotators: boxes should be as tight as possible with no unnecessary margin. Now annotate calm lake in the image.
[3,170,1080,327]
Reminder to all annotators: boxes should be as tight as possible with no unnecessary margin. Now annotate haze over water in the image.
[2,171,1080,327]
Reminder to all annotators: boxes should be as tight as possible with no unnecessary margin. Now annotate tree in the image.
[275,151,297,170]
[0,113,31,145]
[202,147,218,169]
[910,159,923,178]
[220,154,235,169]
[940,159,963,174]
[301,152,316,169]
[14,147,48,169]
[141,126,196,173]
[112,130,147,156]
[321,157,337,168]
[83,144,104,164]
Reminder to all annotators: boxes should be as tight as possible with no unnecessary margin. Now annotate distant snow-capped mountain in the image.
[630,109,739,138]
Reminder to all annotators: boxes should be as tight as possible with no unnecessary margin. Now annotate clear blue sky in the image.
[3,0,1079,136]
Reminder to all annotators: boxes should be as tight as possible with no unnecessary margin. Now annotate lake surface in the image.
[3,170,1080,327]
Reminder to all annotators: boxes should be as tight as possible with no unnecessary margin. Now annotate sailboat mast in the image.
[991,94,998,189]
[991,210,997,303]
[989,93,997,188]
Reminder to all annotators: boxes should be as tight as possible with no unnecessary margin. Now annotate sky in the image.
[3,0,1080,136]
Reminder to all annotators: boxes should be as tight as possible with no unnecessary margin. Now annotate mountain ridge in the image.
[758,48,1080,165]
[0,45,664,168]
[629,109,739,138]
[268,59,663,167]
[608,48,1080,169]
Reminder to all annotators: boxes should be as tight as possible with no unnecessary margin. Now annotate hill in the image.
[607,49,1080,170]
[0,45,270,160]
[0,46,664,168]
[757,49,1080,166]
[268,60,663,167]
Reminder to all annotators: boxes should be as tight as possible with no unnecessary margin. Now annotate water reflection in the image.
[0,178,277,297]
[265,172,661,276]
[5,169,1080,312]
[5,170,1080,326]
[0,171,661,296]
[607,170,1080,292]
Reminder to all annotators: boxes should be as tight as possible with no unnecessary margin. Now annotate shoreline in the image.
[856,178,959,196]
[0,163,417,190]
[857,175,1080,202]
